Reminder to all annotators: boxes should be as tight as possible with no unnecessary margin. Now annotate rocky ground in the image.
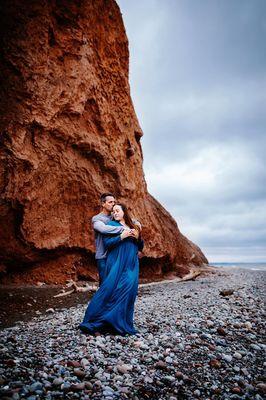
[0,267,265,400]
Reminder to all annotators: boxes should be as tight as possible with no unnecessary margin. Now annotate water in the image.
[211,262,266,271]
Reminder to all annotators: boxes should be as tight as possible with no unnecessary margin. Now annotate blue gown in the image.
[79,221,144,335]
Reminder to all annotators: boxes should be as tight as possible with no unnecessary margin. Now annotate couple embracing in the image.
[79,193,144,336]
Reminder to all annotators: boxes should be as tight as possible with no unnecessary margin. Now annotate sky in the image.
[117,0,266,263]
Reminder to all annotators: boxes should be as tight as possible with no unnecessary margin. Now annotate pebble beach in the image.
[0,267,265,400]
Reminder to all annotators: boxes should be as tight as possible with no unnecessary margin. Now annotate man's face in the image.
[102,196,116,213]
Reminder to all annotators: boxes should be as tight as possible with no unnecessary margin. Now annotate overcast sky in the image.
[117,0,266,263]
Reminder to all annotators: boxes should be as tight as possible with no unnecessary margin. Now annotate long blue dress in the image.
[79,221,144,335]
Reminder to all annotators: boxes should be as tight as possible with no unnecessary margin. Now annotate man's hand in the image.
[138,251,144,259]
[133,220,142,231]
[130,229,139,239]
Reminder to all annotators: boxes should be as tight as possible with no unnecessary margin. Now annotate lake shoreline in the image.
[0,265,259,330]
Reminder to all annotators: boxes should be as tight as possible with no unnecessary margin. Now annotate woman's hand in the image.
[120,229,134,240]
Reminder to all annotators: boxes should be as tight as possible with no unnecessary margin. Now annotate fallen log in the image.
[53,267,205,297]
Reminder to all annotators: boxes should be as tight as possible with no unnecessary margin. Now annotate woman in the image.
[79,203,144,335]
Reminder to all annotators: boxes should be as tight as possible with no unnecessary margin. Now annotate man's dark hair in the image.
[100,192,115,203]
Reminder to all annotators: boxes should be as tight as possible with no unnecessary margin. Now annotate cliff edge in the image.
[0,0,208,284]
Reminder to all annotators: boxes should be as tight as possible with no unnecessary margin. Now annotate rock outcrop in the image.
[0,0,208,284]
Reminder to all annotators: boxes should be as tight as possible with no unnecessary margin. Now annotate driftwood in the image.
[53,281,98,298]
[53,289,75,298]
[139,268,202,288]
[53,269,204,298]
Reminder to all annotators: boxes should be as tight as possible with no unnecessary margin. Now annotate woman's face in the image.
[113,205,124,221]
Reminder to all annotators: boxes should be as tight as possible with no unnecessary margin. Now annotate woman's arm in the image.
[103,234,122,251]
[103,229,134,251]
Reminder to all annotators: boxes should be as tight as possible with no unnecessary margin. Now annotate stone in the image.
[175,371,184,379]
[85,381,93,389]
[231,387,242,394]
[155,361,167,370]
[165,356,173,363]
[256,383,266,394]
[144,376,153,384]
[201,333,212,340]
[0,376,6,385]
[117,364,132,374]
[244,321,252,330]
[81,358,90,367]
[219,289,234,296]
[120,387,129,394]
[164,375,175,382]
[71,382,85,391]
[53,377,63,386]
[217,327,227,336]
[73,368,86,378]
[67,360,81,368]
[193,389,201,396]
[250,344,260,351]
[242,368,249,376]
[209,359,221,369]
[29,382,42,392]
[222,354,232,362]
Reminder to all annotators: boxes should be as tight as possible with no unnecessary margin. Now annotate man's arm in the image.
[92,220,124,235]
[133,219,142,230]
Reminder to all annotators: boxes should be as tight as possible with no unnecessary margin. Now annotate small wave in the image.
[212,263,266,271]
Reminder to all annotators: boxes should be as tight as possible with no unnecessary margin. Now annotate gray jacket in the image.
[92,213,124,259]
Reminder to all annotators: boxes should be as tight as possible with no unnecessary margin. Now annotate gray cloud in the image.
[118,0,266,262]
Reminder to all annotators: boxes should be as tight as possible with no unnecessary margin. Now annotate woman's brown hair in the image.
[114,203,141,233]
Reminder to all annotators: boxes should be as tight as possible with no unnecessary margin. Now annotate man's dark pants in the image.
[97,259,106,286]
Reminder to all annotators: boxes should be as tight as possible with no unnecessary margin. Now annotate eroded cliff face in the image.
[0,0,208,284]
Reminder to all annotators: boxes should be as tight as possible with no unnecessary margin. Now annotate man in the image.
[92,193,131,285]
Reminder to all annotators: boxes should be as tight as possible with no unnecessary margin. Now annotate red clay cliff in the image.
[0,0,208,284]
